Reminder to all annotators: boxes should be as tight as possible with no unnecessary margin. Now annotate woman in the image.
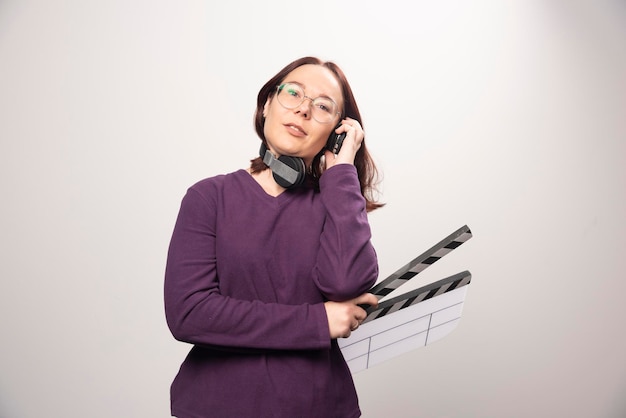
[164,56,384,418]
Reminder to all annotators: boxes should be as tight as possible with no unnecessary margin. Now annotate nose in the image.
[295,96,313,118]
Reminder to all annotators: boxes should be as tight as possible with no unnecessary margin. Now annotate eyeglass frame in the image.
[274,83,342,124]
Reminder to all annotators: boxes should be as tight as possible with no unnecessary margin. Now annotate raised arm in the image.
[313,164,379,300]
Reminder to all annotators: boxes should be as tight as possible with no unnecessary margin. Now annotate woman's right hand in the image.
[323,117,365,169]
[324,293,378,339]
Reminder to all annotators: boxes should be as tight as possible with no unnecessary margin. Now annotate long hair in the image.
[251,56,383,212]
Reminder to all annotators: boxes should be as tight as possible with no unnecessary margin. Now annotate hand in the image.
[324,293,379,339]
[324,118,365,170]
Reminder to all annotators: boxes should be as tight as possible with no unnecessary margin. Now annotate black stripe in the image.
[446,279,462,292]
[379,306,392,317]
[399,271,416,281]
[423,256,440,265]
[423,288,439,301]
[445,240,463,249]
[378,288,394,297]
[402,296,417,309]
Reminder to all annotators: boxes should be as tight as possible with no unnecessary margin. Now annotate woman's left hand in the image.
[324,117,364,169]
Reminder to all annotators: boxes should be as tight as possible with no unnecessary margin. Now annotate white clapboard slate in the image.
[338,225,473,373]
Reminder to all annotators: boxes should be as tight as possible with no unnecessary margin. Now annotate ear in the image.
[263,97,271,118]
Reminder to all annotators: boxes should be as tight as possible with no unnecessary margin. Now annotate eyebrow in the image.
[283,80,337,103]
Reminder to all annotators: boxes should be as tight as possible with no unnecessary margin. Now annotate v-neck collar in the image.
[237,169,304,206]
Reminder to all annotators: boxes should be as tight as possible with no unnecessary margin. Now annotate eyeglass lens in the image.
[276,83,337,123]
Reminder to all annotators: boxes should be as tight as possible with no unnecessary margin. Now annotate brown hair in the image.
[251,56,383,212]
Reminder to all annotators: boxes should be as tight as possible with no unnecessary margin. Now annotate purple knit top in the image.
[164,164,378,418]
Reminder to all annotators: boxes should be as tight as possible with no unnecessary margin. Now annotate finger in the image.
[340,119,364,136]
[341,117,361,128]
[354,292,379,308]
[354,310,365,323]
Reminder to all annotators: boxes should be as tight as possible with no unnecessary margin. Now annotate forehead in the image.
[283,64,343,102]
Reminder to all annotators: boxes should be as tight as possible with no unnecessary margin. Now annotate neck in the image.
[248,168,286,197]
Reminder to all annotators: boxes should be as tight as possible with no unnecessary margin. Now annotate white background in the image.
[1,1,625,417]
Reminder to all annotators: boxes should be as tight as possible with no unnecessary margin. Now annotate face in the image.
[263,64,343,165]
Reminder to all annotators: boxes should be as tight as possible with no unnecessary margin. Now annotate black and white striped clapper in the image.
[338,225,473,373]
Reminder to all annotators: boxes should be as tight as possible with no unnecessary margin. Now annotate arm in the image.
[313,118,379,301]
[314,164,379,301]
[164,186,331,351]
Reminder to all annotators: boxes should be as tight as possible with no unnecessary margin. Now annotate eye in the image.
[285,85,302,98]
[315,99,334,114]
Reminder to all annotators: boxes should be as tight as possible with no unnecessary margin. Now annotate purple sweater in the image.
[164,165,378,418]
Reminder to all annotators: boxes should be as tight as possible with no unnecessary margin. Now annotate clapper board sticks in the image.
[338,225,473,373]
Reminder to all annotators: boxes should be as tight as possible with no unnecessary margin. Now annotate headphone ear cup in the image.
[259,143,307,189]
[273,155,306,188]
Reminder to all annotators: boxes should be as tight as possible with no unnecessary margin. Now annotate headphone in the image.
[259,143,307,189]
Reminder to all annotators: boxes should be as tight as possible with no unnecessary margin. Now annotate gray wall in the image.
[1,1,624,417]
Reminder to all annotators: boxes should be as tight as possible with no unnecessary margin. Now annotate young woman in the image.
[165,56,384,418]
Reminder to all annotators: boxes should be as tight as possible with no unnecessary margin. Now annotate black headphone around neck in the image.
[259,143,307,189]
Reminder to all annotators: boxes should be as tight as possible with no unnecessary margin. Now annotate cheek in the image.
[311,131,331,153]
[262,108,279,138]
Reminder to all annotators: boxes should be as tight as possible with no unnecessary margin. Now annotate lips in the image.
[284,123,307,136]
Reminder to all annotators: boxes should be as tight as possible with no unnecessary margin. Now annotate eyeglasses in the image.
[275,83,340,124]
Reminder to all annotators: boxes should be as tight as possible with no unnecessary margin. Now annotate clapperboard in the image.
[338,225,473,373]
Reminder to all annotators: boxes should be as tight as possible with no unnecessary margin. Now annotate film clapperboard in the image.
[338,225,473,373]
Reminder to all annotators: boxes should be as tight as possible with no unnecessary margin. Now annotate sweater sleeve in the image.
[164,185,331,351]
[314,164,379,301]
